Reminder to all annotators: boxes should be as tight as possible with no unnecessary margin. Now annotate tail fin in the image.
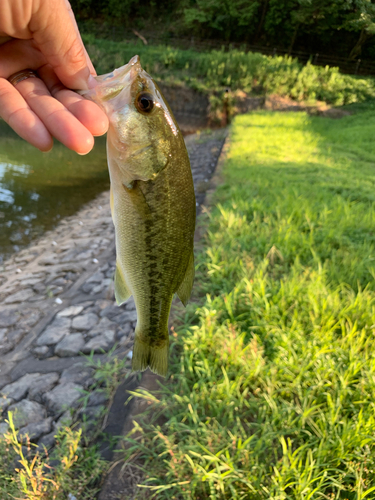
[132,337,169,377]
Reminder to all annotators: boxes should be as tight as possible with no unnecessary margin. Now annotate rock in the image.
[88,317,116,338]
[36,317,71,346]
[38,254,59,266]
[5,288,35,304]
[18,309,42,328]
[60,364,94,388]
[0,329,8,343]
[0,343,13,355]
[87,391,109,407]
[55,333,85,357]
[0,422,9,435]
[0,396,13,412]
[44,383,83,416]
[99,304,121,320]
[124,297,136,310]
[7,329,25,344]
[1,373,42,402]
[116,322,132,339]
[0,308,19,327]
[54,409,73,431]
[82,331,115,354]
[91,279,112,295]
[113,309,138,324]
[37,431,56,450]
[79,405,105,421]
[87,271,104,283]
[72,313,98,331]
[33,346,51,359]
[28,373,60,403]
[8,400,46,428]
[18,417,53,442]
[57,306,84,318]
[81,283,94,293]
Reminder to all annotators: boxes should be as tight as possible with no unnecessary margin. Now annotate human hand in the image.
[0,0,109,154]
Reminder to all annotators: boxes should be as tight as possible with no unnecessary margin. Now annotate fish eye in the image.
[135,92,154,114]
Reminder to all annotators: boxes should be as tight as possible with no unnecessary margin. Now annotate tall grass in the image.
[83,35,375,105]
[122,110,375,499]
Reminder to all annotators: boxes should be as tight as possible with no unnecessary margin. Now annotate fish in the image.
[79,56,196,376]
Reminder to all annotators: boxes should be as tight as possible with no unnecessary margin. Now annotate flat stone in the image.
[82,330,115,354]
[0,329,8,343]
[5,288,34,304]
[36,317,71,346]
[1,373,42,402]
[87,391,109,407]
[0,397,13,412]
[44,383,83,416]
[18,417,53,442]
[72,313,98,331]
[38,254,59,266]
[0,308,19,327]
[117,322,132,339]
[8,400,46,428]
[124,297,136,310]
[57,306,84,318]
[99,304,122,320]
[37,430,56,451]
[54,409,73,431]
[33,346,51,359]
[18,310,42,328]
[0,422,9,435]
[60,364,94,388]
[91,279,112,295]
[55,333,85,357]
[28,373,60,403]
[113,309,138,324]
[87,271,104,283]
[88,317,116,338]
[79,405,105,421]
[7,329,25,344]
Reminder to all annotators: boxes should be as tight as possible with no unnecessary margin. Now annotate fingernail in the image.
[88,75,98,89]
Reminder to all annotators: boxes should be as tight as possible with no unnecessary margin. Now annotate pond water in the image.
[0,120,109,263]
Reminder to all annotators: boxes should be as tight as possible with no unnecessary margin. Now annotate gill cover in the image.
[78,56,178,184]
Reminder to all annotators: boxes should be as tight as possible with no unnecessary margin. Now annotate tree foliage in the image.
[71,0,375,59]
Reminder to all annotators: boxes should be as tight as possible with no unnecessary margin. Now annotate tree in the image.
[341,0,375,59]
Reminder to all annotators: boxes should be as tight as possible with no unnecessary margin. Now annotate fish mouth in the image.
[95,56,140,84]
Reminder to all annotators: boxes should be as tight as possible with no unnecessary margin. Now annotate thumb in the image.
[30,0,95,90]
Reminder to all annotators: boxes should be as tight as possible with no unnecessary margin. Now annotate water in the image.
[0,120,109,262]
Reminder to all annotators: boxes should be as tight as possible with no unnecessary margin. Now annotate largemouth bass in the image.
[79,56,196,376]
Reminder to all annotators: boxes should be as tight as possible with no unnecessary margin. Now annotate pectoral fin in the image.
[176,251,195,306]
[114,264,132,305]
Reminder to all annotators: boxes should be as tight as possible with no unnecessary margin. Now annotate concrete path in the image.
[0,129,227,464]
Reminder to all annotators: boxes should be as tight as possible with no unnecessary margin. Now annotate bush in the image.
[83,37,375,106]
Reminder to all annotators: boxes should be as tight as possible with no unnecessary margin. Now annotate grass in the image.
[0,349,132,499]
[120,109,375,499]
[83,35,375,106]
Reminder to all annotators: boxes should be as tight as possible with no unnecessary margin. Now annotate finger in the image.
[38,65,108,136]
[0,38,46,79]
[15,75,94,154]
[30,0,95,90]
[0,78,52,151]
[65,2,96,76]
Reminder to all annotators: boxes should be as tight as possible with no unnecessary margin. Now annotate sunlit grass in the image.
[122,111,375,499]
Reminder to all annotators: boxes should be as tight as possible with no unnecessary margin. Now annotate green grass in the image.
[0,350,131,499]
[122,110,375,499]
[83,35,375,106]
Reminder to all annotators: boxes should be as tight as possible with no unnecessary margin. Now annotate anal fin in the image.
[114,264,132,305]
[176,251,195,307]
